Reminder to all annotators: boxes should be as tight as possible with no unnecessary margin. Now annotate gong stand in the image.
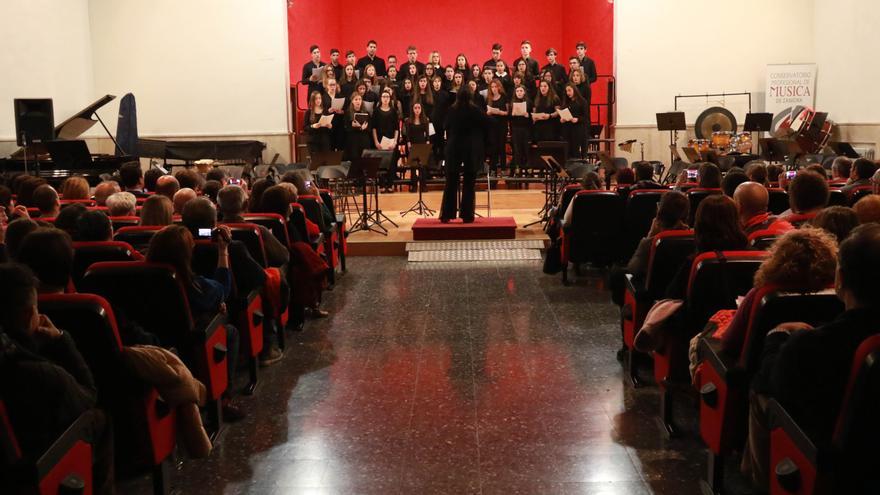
[673,92,753,164]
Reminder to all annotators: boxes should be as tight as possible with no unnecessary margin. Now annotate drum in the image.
[688,138,710,154]
[711,131,733,152]
[732,132,752,153]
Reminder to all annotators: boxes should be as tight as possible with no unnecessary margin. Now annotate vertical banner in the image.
[765,63,817,134]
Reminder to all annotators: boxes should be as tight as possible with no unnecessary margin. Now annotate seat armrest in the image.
[624,273,650,300]
[699,337,745,384]
[195,313,226,340]
[768,399,818,465]
[335,213,345,225]
[34,410,95,480]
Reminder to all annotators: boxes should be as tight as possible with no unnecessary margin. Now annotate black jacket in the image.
[444,103,491,172]
[356,55,387,77]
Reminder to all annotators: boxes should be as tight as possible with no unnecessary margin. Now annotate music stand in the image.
[524,155,567,228]
[400,143,436,217]
[656,112,687,168]
[348,156,394,235]
[760,138,802,167]
[309,150,343,170]
[828,142,860,159]
[744,113,772,132]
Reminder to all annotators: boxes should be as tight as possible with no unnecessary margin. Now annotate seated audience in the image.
[562,172,604,228]
[76,210,113,242]
[698,162,722,189]
[806,163,827,179]
[744,161,768,185]
[175,169,204,191]
[206,168,228,185]
[53,203,87,239]
[840,157,876,194]
[106,191,137,217]
[60,176,90,200]
[119,161,146,195]
[0,264,114,494]
[173,188,197,214]
[93,181,121,207]
[155,174,180,200]
[721,167,749,197]
[217,185,289,267]
[140,195,174,226]
[733,182,792,235]
[830,156,852,184]
[782,171,829,223]
[146,224,245,420]
[615,167,635,191]
[812,206,859,242]
[15,176,48,207]
[0,218,40,262]
[16,228,75,293]
[743,224,880,490]
[144,167,165,193]
[202,180,222,204]
[248,179,272,213]
[32,184,61,218]
[631,161,664,190]
[853,194,880,224]
[766,163,782,184]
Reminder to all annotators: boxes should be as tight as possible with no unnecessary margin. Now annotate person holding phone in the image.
[304,91,332,153]
[531,80,561,142]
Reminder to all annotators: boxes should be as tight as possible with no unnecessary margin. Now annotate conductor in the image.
[440,89,491,222]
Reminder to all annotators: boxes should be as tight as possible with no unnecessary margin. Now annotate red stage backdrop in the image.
[288,0,613,113]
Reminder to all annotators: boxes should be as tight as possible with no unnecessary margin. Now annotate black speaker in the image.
[14,98,54,146]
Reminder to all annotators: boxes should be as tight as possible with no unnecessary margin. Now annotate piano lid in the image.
[54,94,116,140]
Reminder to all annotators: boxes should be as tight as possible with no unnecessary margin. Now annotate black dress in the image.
[304,108,331,153]
[560,99,588,159]
[405,120,429,145]
[441,103,491,221]
[531,98,561,143]
[430,90,452,167]
[321,90,346,151]
[371,106,400,187]
[509,99,533,172]
[343,112,372,162]
[486,95,509,173]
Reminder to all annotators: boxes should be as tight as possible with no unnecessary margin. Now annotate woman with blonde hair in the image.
[60,176,90,200]
[139,194,174,226]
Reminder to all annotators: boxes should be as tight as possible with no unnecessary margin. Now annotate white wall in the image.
[615,0,815,127]
[0,0,95,141]
[88,0,290,137]
[814,0,880,124]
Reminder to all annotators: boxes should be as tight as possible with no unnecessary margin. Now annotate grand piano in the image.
[1,95,134,185]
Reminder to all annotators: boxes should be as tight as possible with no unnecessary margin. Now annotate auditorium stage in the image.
[345,188,550,256]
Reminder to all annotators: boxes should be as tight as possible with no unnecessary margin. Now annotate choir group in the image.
[300,40,598,184]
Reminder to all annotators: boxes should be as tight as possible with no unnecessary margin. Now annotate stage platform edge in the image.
[411,217,517,241]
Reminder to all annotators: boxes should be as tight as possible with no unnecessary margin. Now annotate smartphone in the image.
[197,228,213,239]
[228,178,241,185]
[785,170,797,180]
[686,169,698,180]
[304,179,312,188]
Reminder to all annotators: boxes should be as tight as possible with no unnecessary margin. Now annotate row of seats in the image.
[1,189,347,494]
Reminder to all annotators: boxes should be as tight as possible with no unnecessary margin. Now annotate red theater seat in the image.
[71,241,143,287]
[748,229,782,251]
[768,334,880,494]
[114,226,164,254]
[767,188,790,216]
[695,288,843,493]
[108,216,140,231]
[847,185,873,206]
[319,189,347,272]
[37,293,177,494]
[687,188,722,225]
[560,190,624,283]
[622,189,668,262]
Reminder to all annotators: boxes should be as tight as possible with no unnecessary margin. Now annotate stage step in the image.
[411,217,518,241]
[406,239,544,263]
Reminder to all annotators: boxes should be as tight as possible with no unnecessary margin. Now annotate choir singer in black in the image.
[440,89,491,223]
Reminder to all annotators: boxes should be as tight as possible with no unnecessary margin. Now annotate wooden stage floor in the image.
[344,187,550,256]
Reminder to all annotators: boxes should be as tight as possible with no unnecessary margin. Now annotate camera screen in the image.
[198,228,212,238]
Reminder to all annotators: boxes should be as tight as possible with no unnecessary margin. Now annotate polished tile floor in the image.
[126,258,743,494]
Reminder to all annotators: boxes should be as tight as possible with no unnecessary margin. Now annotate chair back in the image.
[849,186,873,206]
[557,184,583,220]
[767,188,789,215]
[623,189,667,260]
[241,213,291,247]
[748,229,781,251]
[568,190,624,264]
[687,188,722,225]
[644,230,695,300]
[297,195,328,232]
[72,241,141,286]
[108,216,140,231]
[834,334,880,453]
[221,223,268,268]
[685,251,768,332]
[828,189,846,206]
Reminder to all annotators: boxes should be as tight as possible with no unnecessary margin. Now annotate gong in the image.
[695,107,738,139]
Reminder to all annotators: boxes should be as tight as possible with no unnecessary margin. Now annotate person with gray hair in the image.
[831,156,853,184]
[93,181,121,206]
[217,185,289,267]
[105,191,137,216]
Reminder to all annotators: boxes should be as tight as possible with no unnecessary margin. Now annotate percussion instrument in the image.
[711,131,733,151]
[731,132,752,153]
[695,107,738,139]
[688,138,711,154]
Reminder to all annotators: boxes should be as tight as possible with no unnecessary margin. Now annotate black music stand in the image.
[348,156,392,235]
[525,155,567,228]
[744,112,773,155]
[656,112,687,168]
[760,138,803,167]
[400,143,435,217]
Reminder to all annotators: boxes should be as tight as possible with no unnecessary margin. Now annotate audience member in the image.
[93,181,121,206]
[872,168,880,194]
[146,225,245,421]
[561,172,604,228]
[32,184,61,218]
[16,228,75,293]
[721,168,749,197]
[0,185,12,214]
[60,176,90,200]
[733,182,792,235]
[766,163,782,184]
[140,195,174,226]
[631,162,664,190]
[175,169,203,191]
[173,188,197,214]
[0,264,114,493]
[840,158,876,194]
[205,168,228,185]
[783,171,829,223]
[119,161,146,195]
[743,223,880,490]
[143,167,165,193]
[217,185,289,267]
[806,163,827,179]
[0,218,39,262]
[830,156,852,184]
[812,206,859,243]
[155,174,180,200]
[76,210,113,242]
[744,161,768,185]
[615,168,635,190]
[698,162,722,189]
[106,191,137,217]
[853,194,880,224]
[53,203,87,239]
[248,178,272,213]
[202,180,222,204]
[15,176,47,207]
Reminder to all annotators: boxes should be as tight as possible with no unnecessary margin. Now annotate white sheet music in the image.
[512,102,527,117]
[363,101,374,113]
[557,107,574,122]
[428,123,436,137]
[318,114,334,127]
[311,67,322,78]
[331,98,346,111]
[380,136,396,150]
[479,89,488,98]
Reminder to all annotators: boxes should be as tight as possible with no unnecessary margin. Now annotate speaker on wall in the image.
[14,98,54,146]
